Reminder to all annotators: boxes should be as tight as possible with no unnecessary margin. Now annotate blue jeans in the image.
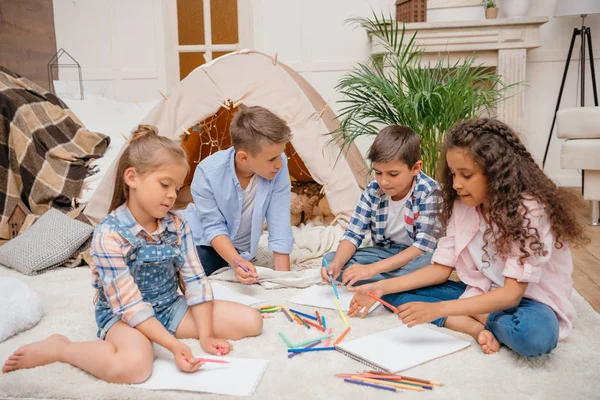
[197,245,229,276]
[322,244,433,286]
[382,281,560,358]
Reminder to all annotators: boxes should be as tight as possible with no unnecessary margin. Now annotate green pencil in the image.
[291,334,334,348]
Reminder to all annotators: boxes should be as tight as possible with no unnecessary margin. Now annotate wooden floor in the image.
[571,197,600,312]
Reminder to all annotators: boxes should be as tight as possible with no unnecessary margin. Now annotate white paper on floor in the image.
[132,356,270,396]
[210,282,264,306]
[288,284,380,313]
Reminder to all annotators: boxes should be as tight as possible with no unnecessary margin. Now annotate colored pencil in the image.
[287,347,336,353]
[194,358,230,364]
[367,370,443,386]
[302,318,326,332]
[323,258,340,299]
[232,257,250,273]
[349,376,424,392]
[333,298,350,327]
[343,378,397,392]
[324,328,333,347]
[366,293,397,312]
[262,315,274,319]
[292,334,334,348]
[316,311,321,326]
[287,340,321,359]
[289,309,319,321]
[336,374,433,389]
[258,308,280,313]
[280,308,293,322]
[333,326,351,346]
[300,318,311,329]
[259,305,276,310]
[321,315,327,329]
[278,332,293,348]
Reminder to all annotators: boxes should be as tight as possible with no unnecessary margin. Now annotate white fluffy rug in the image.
[1,265,599,400]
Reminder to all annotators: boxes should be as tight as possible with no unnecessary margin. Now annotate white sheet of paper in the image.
[132,356,269,396]
[210,282,263,306]
[335,325,470,372]
[288,284,380,313]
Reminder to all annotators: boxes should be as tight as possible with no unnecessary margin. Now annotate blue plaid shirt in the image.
[341,171,442,252]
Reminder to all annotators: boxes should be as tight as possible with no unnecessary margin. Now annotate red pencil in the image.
[316,311,322,326]
[366,293,397,312]
[302,318,326,332]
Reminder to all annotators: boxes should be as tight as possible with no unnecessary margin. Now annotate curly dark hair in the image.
[438,118,589,264]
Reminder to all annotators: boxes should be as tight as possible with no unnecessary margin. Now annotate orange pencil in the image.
[366,293,397,312]
[302,318,326,332]
[316,311,321,326]
[333,326,351,346]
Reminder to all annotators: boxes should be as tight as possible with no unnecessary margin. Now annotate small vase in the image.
[485,7,499,19]
[503,0,530,18]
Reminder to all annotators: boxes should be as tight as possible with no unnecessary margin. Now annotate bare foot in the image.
[2,334,70,373]
[477,330,500,354]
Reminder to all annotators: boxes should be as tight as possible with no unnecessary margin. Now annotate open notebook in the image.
[132,356,269,396]
[335,325,470,372]
[288,284,380,313]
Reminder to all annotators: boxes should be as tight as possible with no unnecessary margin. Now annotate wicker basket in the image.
[395,0,427,23]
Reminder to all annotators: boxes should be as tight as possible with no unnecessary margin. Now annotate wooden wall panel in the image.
[0,0,57,90]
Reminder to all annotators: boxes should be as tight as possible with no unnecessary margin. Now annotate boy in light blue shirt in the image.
[180,106,294,284]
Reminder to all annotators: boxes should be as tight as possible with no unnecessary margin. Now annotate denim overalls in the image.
[95,215,188,339]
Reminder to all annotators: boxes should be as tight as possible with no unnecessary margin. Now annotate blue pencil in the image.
[287,340,321,359]
[287,347,336,353]
[323,258,340,299]
[321,315,326,329]
[289,309,319,321]
[343,378,397,392]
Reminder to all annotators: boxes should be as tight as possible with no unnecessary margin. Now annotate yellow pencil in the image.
[333,298,350,327]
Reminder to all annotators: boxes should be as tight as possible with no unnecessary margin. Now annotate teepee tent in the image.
[83,50,369,225]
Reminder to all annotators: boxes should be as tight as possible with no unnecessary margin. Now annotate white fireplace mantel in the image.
[370,17,549,132]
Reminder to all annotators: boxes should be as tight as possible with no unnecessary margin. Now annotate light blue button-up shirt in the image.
[180,147,294,261]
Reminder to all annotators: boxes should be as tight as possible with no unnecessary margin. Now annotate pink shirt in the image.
[432,199,575,340]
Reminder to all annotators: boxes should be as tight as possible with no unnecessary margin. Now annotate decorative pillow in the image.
[0,277,43,342]
[0,209,94,275]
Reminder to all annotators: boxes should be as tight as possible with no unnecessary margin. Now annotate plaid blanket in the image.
[0,66,110,239]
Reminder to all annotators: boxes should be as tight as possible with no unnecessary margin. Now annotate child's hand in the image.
[348,293,377,318]
[233,259,259,285]
[200,337,233,356]
[172,342,204,373]
[395,302,442,327]
[346,280,384,298]
[321,260,342,283]
[341,264,375,287]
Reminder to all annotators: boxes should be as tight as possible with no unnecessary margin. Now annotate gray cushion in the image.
[0,208,94,275]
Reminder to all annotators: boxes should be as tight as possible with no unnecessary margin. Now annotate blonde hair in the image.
[230,106,291,155]
[109,124,189,212]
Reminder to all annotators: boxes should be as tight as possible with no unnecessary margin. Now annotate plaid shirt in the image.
[90,205,213,327]
[342,171,442,252]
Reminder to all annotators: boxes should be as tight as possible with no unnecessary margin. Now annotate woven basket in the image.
[395,0,427,23]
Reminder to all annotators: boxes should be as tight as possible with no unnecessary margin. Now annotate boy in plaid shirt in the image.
[321,125,442,289]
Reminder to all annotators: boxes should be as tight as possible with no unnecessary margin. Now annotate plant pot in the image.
[503,0,530,18]
[485,7,499,19]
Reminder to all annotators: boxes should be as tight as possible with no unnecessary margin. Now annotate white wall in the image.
[52,0,599,186]
[52,0,166,102]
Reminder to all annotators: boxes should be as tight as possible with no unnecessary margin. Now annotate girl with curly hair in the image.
[348,118,588,357]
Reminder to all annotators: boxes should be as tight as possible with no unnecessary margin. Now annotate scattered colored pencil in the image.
[302,318,326,332]
[289,309,319,321]
[348,376,424,392]
[259,305,276,310]
[343,378,397,392]
[300,318,311,329]
[333,326,351,346]
[292,334,334,348]
[280,308,293,322]
[232,257,250,273]
[335,373,433,389]
[321,315,327,329]
[262,315,274,319]
[258,308,280,313]
[333,298,350,327]
[366,293,397,312]
[183,356,230,364]
[278,332,293,348]
[287,340,321,359]
[324,328,333,347]
[367,370,443,386]
[316,311,321,326]
[287,347,336,353]
[323,258,340,299]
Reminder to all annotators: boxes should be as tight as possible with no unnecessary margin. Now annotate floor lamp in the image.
[542,0,600,168]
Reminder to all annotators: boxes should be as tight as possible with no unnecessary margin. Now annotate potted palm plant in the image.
[483,0,499,19]
[331,14,510,177]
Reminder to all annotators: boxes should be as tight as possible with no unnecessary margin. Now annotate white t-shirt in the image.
[466,217,505,288]
[383,192,412,246]
[231,175,258,252]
